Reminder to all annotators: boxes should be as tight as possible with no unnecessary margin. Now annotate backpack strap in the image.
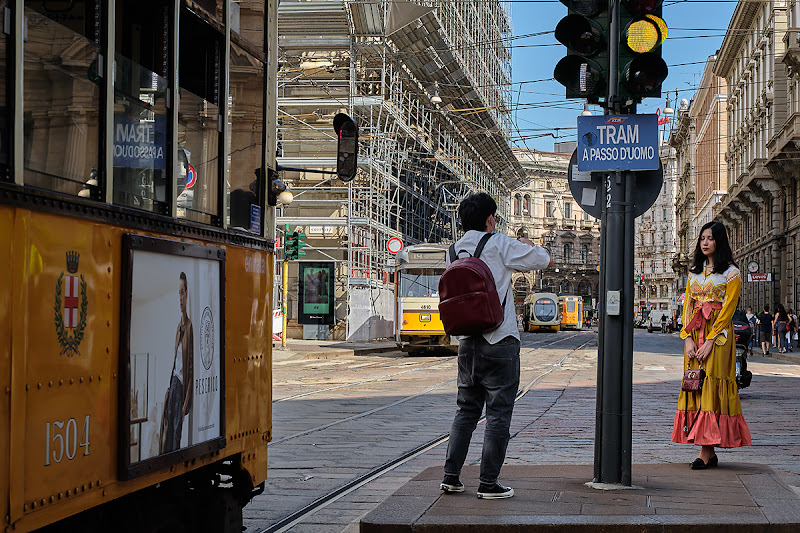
[473,232,494,260]
[472,233,507,308]
[448,244,457,263]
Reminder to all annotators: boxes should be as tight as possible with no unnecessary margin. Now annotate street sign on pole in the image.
[577,114,659,171]
[567,149,664,220]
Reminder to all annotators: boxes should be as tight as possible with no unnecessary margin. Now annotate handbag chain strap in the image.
[683,362,704,435]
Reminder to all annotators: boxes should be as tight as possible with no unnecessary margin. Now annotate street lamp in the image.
[430,82,442,105]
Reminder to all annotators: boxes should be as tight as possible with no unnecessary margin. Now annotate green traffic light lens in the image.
[622,53,668,96]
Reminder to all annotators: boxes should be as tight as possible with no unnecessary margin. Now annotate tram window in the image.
[567,302,576,313]
[399,269,440,297]
[177,8,222,224]
[113,0,170,213]
[0,2,8,180]
[23,0,102,195]
[227,41,264,232]
[533,299,557,321]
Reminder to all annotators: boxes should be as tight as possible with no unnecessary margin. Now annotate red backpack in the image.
[438,233,505,336]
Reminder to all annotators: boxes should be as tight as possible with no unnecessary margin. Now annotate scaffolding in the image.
[276,0,525,340]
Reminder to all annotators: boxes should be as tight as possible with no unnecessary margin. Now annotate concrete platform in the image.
[360,464,800,532]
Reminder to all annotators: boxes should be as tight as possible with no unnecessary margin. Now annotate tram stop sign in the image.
[567,149,663,220]
[577,114,659,172]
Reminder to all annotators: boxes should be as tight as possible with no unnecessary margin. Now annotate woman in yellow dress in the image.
[672,221,751,469]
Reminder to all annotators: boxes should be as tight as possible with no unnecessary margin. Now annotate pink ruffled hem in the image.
[671,410,752,448]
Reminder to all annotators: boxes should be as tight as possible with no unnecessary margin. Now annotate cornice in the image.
[715,1,763,78]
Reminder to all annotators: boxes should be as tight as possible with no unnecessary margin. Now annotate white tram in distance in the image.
[523,292,562,332]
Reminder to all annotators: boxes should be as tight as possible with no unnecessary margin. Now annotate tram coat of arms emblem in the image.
[54,251,88,356]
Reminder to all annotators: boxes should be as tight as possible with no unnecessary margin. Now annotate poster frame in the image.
[298,261,335,325]
[118,234,227,480]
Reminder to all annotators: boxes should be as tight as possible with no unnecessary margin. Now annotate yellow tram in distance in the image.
[523,292,562,332]
[559,295,584,330]
[394,243,458,354]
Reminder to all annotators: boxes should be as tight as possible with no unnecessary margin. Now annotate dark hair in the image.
[180,271,187,291]
[689,221,736,274]
[458,192,497,232]
[776,304,788,322]
[763,305,770,313]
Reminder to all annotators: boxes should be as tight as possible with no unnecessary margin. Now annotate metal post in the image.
[593,0,634,486]
[282,258,289,348]
[621,172,635,485]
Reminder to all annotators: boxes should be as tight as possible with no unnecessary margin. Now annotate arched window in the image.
[516,226,529,239]
[563,242,573,264]
[513,194,521,216]
[523,195,531,215]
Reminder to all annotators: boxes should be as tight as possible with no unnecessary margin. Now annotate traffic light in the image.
[618,0,669,102]
[553,0,608,103]
[284,227,307,260]
[266,168,287,206]
[333,113,358,182]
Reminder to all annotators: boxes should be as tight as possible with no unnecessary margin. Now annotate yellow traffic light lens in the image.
[627,18,660,53]
[647,14,668,44]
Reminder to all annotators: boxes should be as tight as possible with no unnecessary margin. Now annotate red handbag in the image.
[681,365,705,392]
[681,364,705,435]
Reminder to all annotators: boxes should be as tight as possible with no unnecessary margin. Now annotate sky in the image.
[510,0,738,152]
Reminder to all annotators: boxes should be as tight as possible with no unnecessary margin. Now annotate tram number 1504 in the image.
[45,415,91,466]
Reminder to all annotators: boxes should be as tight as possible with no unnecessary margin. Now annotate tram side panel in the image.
[1,208,12,527]
[3,208,272,532]
[9,210,118,529]
[222,246,272,487]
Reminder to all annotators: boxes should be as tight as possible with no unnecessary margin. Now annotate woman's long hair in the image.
[776,303,789,322]
[689,221,737,274]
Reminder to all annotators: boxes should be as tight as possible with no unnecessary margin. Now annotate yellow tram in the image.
[394,243,458,354]
[559,295,584,330]
[0,1,278,530]
[523,292,562,332]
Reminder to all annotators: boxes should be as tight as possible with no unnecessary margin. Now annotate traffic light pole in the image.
[593,0,634,486]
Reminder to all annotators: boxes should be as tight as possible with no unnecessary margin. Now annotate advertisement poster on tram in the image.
[123,240,222,473]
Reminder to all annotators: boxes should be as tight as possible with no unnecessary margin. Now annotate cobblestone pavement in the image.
[243,329,800,533]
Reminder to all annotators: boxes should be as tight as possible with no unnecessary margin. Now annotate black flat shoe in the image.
[691,455,718,470]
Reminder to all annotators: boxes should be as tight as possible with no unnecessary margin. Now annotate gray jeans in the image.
[444,335,520,485]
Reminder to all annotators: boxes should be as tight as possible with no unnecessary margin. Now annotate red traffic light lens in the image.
[563,0,606,17]
[555,14,606,57]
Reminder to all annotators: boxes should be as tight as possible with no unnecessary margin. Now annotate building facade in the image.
[509,149,601,316]
[714,0,788,312]
[669,97,696,292]
[276,0,525,339]
[634,142,679,320]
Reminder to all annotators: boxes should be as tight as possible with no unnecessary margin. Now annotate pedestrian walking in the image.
[786,309,796,352]
[745,306,757,357]
[440,193,552,500]
[672,221,751,469]
[757,305,773,355]
[773,304,790,354]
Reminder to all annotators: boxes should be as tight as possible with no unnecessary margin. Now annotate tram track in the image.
[259,332,596,533]
[271,332,583,405]
[269,333,584,445]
